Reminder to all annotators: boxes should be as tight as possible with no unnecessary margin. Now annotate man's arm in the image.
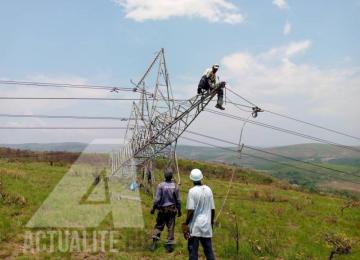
[205,69,216,86]
[185,210,194,225]
[151,184,162,214]
[211,188,215,227]
[174,185,182,217]
[181,209,194,240]
[185,190,194,224]
[211,209,215,228]
[182,190,194,240]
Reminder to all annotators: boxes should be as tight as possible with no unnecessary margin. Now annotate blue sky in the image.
[0,0,359,147]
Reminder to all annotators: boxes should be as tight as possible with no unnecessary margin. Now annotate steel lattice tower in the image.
[110,49,221,185]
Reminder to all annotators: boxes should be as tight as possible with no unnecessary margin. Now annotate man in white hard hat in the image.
[197,64,226,110]
[182,169,216,260]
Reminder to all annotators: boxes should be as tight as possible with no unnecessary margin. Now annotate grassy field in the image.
[3,143,360,195]
[0,155,360,259]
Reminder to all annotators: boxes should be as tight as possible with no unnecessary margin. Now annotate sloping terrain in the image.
[176,144,360,195]
[2,142,360,195]
[0,149,359,259]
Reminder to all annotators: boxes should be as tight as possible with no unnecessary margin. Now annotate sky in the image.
[0,0,359,147]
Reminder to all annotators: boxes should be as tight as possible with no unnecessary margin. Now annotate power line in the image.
[185,130,356,176]
[265,109,360,141]
[180,135,360,184]
[226,96,253,113]
[181,136,335,176]
[227,87,360,141]
[0,80,133,92]
[0,96,191,102]
[3,80,359,152]
[0,79,159,97]
[0,96,229,104]
[0,126,129,130]
[0,113,131,121]
[0,97,145,101]
[3,80,358,142]
[205,108,360,154]
[226,87,258,107]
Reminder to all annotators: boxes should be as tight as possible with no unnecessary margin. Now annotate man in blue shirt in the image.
[150,168,182,252]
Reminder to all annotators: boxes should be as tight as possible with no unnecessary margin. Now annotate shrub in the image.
[340,199,360,216]
[325,233,353,260]
[0,177,27,207]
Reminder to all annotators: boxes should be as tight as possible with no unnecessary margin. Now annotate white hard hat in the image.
[190,169,203,181]
[212,64,220,69]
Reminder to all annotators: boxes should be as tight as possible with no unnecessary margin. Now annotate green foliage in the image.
[0,156,359,259]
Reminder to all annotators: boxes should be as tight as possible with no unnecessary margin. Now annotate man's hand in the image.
[181,223,190,240]
[150,208,155,215]
[177,211,182,217]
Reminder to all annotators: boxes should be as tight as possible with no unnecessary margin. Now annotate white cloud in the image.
[272,0,288,9]
[113,0,244,24]
[257,40,311,64]
[220,40,360,128]
[283,21,291,35]
[284,40,311,56]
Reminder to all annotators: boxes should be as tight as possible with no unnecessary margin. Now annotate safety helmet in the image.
[190,168,203,181]
[212,64,220,69]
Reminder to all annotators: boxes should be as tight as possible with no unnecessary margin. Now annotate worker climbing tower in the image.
[110,49,222,186]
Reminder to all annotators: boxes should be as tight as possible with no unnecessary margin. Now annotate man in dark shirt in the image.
[150,168,182,252]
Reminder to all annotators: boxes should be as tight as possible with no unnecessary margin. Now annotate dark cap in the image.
[164,168,173,180]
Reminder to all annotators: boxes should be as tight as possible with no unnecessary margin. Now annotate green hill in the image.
[176,143,360,167]
[1,142,359,196]
[0,149,359,259]
[0,142,87,152]
[176,144,360,196]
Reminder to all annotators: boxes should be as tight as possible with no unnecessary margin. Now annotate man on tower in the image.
[197,64,226,110]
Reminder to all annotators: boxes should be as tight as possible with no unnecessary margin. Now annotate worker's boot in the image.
[215,95,225,110]
[150,238,158,252]
[165,244,174,253]
[215,104,225,110]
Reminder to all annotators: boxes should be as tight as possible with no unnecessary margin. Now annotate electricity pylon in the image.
[110,49,221,185]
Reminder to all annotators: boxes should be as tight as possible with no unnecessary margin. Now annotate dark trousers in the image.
[216,88,224,106]
[188,237,215,260]
[152,205,177,244]
[197,79,224,106]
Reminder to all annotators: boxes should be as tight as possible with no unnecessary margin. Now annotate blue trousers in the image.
[188,237,215,260]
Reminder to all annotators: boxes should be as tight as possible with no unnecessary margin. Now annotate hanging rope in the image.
[226,86,263,118]
[214,168,235,222]
[174,150,181,185]
[214,105,252,222]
